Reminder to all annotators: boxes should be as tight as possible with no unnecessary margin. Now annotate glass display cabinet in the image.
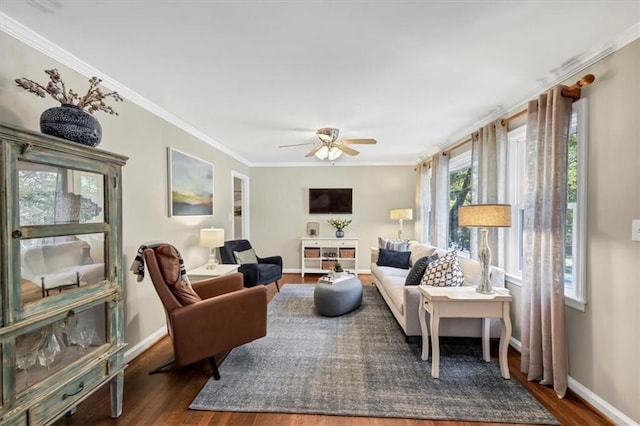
[0,123,128,425]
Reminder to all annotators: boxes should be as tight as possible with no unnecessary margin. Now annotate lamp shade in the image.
[458,204,511,228]
[389,208,413,220]
[199,228,225,248]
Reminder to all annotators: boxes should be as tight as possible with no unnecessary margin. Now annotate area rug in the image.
[190,284,558,424]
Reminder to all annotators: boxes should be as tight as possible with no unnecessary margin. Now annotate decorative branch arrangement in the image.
[15,69,123,115]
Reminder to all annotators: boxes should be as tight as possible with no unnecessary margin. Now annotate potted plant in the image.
[15,69,123,147]
[327,218,352,238]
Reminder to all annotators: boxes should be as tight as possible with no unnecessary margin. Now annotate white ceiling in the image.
[1,1,638,166]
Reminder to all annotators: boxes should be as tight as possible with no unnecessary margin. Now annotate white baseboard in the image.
[509,337,637,425]
[124,327,167,364]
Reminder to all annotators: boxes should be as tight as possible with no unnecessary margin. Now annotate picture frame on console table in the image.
[306,222,319,237]
[168,147,214,217]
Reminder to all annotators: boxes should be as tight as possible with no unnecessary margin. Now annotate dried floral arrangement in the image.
[15,69,123,115]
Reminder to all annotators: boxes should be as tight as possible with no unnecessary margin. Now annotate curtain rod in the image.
[501,74,596,126]
[441,74,595,157]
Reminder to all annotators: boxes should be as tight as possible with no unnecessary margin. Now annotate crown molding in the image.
[433,22,640,155]
[0,12,253,167]
[252,160,416,168]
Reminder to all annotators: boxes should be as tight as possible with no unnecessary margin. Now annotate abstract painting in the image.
[168,148,214,216]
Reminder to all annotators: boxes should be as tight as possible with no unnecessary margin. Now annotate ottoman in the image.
[314,277,363,317]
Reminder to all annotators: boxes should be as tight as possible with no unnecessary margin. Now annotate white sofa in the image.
[371,241,506,338]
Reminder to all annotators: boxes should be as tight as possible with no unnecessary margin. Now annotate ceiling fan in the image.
[279,128,377,160]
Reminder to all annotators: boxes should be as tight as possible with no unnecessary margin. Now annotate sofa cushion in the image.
[371,263,410,279]
[378,237,409,251]
[458,256,483,286]
[404,254,439,285]
[408,241,437,267]
[383,276,407,314]
[422,251,464,287]
[377,248,411,269]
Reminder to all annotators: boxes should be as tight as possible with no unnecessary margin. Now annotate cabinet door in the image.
[5,151,119,321]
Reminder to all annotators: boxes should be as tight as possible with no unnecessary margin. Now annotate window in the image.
[504,99,587,311]
[505,126,526,276]
[564,98,587,309]
[448,149,472,252]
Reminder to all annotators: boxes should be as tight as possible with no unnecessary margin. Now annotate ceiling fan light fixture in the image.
[314,145,329,160]
[328,146,342,160]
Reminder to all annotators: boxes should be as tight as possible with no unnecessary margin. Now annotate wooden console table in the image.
[417,285,512,379]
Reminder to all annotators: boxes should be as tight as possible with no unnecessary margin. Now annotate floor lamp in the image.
[200,228,225,270]
[458,204,511,294]
[389,209,413,239]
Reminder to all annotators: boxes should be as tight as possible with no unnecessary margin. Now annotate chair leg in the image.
[274,280,280,292]
[149,359,175,375]
[209,357,221,380]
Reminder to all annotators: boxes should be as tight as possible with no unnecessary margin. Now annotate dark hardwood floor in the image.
[55,273,612,426]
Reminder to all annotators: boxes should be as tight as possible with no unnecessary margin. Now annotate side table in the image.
[187,263,240,281]
[417,285,512,379]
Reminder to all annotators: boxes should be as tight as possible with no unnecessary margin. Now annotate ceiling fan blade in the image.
[339,145,360,156]
[304,145,324,157]
[341,138,377,145]
[279,142,316,148]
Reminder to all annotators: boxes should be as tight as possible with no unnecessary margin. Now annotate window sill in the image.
[504,273,587,312]
[565,296,586,312]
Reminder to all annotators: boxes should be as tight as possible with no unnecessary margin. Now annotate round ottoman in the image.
[314,277,363,317]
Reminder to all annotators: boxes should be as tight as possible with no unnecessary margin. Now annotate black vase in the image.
[335,229,344,238]
[40,104,102,147]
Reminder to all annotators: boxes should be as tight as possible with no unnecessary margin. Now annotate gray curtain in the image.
[471,120,508,265]
[414,161,430,243]
[429,153,450,248]
[521,86,572,398]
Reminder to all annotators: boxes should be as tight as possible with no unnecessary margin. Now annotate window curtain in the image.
[429,152,450,248]
[470,120,508,265]
[414,161,430,243]
[521,86,572,398]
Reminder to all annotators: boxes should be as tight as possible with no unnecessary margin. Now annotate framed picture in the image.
[168,148,214,216]
[306,222,319,237]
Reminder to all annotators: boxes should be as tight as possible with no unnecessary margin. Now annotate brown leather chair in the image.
[143,244,267,379]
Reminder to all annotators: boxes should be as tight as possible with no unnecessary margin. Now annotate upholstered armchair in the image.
[142,244,267,379]
[220,239,282,292]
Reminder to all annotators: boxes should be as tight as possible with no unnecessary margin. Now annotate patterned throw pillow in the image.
[404,254,439,286]
[378,237,410,251]
[422,251,464,287]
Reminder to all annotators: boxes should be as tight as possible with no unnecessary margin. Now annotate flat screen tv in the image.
[309,188,353,214]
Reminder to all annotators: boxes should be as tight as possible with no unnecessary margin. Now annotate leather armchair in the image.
[220,239,282,292]
[143,244,267,379]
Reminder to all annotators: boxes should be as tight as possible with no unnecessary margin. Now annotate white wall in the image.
[250,166,416,272]
[0,32,251,350]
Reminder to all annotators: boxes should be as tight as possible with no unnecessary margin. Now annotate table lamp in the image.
[458,204,511,294]
[199,228,225,270]
[389,208,413,239]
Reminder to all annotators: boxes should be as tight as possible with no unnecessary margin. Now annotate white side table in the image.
[187,264,240,281]
[417,285,512,379]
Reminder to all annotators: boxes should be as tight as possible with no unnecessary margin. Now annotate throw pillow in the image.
[378,237,410,251]
[376,248,411,269]
[404,254,439,286]
[234,248,258,264]
[422,251,464,287]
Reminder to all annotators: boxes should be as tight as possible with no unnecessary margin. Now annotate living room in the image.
[1,2,638,425]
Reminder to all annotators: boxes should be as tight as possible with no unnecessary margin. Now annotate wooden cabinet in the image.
[300,237,358,277]
[0,123,128,424]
